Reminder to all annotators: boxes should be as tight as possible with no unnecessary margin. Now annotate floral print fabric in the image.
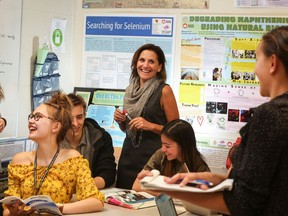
[4,156,105,204]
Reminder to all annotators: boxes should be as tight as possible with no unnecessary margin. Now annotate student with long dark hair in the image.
[133,119,210,195]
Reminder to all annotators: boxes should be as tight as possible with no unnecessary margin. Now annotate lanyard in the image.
[33,146,60,195]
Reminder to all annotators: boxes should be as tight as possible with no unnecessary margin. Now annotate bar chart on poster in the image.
[0,0,22,139]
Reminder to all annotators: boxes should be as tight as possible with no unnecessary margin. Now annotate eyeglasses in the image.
[28,112,55,121]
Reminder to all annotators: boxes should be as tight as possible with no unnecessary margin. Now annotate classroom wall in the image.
[73,0,288,94]
[72,0,288,163]
[11,0,288,140]
[0,0,22,139]
[16,0,76,138]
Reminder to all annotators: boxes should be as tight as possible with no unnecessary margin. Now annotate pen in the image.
[125,113,132,121]
[188,179,214,187]
[183,163,190,173]
[180,163,213,187]
[123,110,132,120]
[176,179,214,187]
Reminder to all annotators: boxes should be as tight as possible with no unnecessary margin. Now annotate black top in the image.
[116,83,167,189]
[84,118,116,188]
[223,93,288,215]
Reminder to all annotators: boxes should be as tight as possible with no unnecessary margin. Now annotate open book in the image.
[102,188,156,209]
[0,195,62,215]
[140,169,234,193]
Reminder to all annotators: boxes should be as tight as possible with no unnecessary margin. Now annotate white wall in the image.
[72,1,288,162]
[15,0,288,139]
[17,0,76,138]
[73,0,288,99]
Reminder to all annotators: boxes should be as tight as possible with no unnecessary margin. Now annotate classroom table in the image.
[66,189,223,216]
[96,187,190,216]
[66,203,201,216]
[66,204,224,216]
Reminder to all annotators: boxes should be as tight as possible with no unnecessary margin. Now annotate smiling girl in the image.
[132,119,210,195]
[3,91,104,215]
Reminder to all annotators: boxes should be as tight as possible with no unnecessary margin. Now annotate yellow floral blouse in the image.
[4,156,105,204]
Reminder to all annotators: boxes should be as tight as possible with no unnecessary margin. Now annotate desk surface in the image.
[66,201,223,216]
[67,203,198,216]
[66,187,224,216]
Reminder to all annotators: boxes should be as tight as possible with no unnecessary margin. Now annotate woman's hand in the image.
[114,109,126,124]
[129,117,152,131]
[136,169,154,180]
[164,172,227,190]
[56,203,64,214]
[4,200,35,216]
[133,169,161,196]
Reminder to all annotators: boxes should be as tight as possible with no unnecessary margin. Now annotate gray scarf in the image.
[124,76,161,147]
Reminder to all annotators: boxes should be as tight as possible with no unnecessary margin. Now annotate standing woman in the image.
[0,85,7,133]
[3,91,104,215]
[114,44,179,189]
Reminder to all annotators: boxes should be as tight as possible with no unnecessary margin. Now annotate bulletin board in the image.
[0,0,23,140]
[178,15,286,168]
[74,87,126,147]
[81,14,176,89]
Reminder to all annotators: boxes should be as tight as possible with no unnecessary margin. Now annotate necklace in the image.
[33,146,60,195]
[131,103,147,148]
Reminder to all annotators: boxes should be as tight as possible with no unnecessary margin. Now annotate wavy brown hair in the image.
[45,91,73,144]
[130,43,167,82]
[67,93,87,112]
